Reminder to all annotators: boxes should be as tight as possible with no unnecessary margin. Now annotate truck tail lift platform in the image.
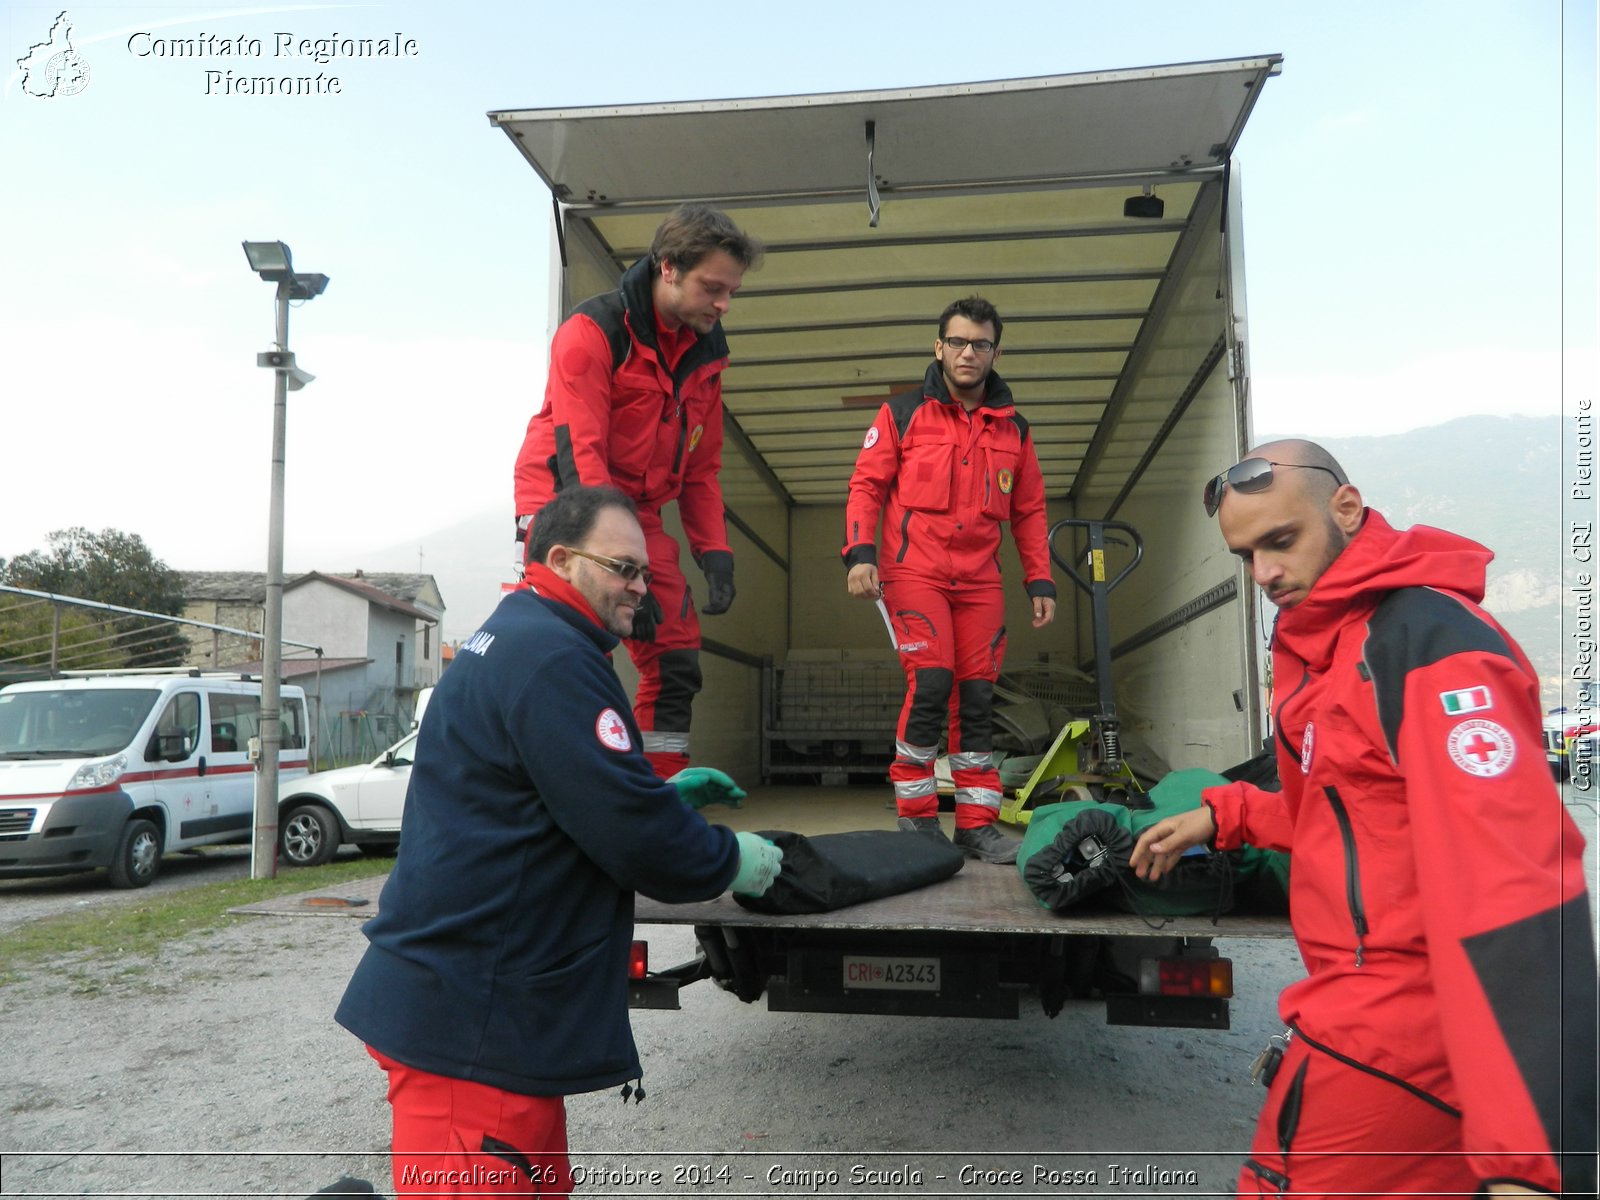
[630,853,1284,1028]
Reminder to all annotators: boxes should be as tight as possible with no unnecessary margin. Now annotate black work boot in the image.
[953,822,1020,864]
[896,815,951,843]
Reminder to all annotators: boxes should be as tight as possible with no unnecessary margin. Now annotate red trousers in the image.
[369,1048,573,1197]
[626,509,702,778]
[882,576,1006,829]
[1237,1035,1476,1198]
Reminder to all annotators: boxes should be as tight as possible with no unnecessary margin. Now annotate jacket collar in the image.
[618,255,731,372]
[1274,508,1493,669]
[920,360,1015,413]
[518,562,618,651]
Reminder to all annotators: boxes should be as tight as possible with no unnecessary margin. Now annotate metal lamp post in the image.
[242,240,328,880]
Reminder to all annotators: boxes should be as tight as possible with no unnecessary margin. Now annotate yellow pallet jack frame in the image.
[1001,518,1147,827]
[1000,718,1143,826]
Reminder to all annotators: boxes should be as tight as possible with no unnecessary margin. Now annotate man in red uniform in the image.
[515,204,762,777]
[843,297,1057,864]
[1131,441,1596,1197]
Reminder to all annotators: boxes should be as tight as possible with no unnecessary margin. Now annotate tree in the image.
[0,591,127,674]
[1,528,188,668]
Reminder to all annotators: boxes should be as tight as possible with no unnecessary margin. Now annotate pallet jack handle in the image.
[1049,518,1145,598]
[1048,519,1145,779]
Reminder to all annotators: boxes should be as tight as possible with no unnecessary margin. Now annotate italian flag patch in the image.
[1440,686,1492,715]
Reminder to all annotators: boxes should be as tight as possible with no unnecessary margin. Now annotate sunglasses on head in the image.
[1202,458,1344,517]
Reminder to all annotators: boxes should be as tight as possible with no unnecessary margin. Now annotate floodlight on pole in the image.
[243,240,294,280]
[242,239,328,880]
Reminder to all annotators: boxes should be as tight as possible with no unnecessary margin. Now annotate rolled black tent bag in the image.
[733,828,965,914]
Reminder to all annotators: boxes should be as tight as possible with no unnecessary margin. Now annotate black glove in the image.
[699,550,735,616]
[631,589,663,642]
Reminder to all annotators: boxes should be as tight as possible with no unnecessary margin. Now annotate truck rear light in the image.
[628,940,649,980]
[1140,956,1233,998]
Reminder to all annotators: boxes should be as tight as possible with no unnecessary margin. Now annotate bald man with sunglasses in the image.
[1130,441,1595,1198]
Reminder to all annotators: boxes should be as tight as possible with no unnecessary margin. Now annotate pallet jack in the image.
[1001,518,1146,825]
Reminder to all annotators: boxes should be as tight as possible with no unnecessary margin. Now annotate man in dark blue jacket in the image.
[336,485,782,1197]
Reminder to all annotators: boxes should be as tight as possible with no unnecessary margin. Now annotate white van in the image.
[0,672,309,888]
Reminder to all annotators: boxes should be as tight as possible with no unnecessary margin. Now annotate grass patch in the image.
[0,857,389,981]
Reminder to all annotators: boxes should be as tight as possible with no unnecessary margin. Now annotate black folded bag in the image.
[732,828,965,914]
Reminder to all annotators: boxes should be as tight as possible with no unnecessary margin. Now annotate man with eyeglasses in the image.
[338,485,783,1198]
[843,296,1057,864]
[1129,441,1595,1198]
[514,204,763,779]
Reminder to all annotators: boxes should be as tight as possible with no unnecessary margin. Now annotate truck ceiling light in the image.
[1123,185,1165,219]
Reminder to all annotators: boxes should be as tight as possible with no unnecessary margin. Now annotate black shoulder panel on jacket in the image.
[570,290,631,372]
[1363,586,1514,762]
[1461,894,1598,1193]
[885,388,933,440]
[1009,411,1032,441]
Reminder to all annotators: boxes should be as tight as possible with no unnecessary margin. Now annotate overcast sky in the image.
[2,1,1593,587]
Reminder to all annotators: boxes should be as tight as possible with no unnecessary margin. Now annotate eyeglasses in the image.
[563,547,653,585]
[1202,459,1345,517]
[940,336,996,354]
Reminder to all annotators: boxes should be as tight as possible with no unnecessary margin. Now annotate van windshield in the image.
[0,689,162,759]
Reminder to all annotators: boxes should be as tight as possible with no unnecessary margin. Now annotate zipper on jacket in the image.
[668,404,688,480]
[1274,668,1314,760]
[1323,786,1369,966]
[895,509,914,563]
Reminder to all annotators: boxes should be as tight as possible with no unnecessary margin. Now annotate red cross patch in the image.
[595,708,632,752]
[1446,718,1515,778]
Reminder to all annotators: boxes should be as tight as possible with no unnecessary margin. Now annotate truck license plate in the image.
[842,956,941,991]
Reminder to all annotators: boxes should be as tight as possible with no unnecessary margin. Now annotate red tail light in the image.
[1140,956,1233,998]
[628,940,649,980]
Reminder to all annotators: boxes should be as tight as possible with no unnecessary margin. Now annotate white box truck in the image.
[488,55,1290,1028]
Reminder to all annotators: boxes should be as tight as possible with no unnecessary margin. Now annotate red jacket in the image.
[514,256,731,558]
[842,364,1055,597]
[1205,510,1595,1193]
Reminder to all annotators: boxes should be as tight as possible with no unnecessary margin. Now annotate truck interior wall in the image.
[788,505,881,653]
[1067,195,1256,774]
[558,218,623,313]
[1091,359,1256,775]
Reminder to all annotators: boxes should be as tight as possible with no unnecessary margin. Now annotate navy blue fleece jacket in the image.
[336,575,739,1095]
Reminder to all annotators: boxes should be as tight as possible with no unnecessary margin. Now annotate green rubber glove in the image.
[731,832,783,897]
[668,766,746,810]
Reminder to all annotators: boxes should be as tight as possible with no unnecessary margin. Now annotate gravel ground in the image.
[0,887,1301,1198]
[2,791,1594,1200]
